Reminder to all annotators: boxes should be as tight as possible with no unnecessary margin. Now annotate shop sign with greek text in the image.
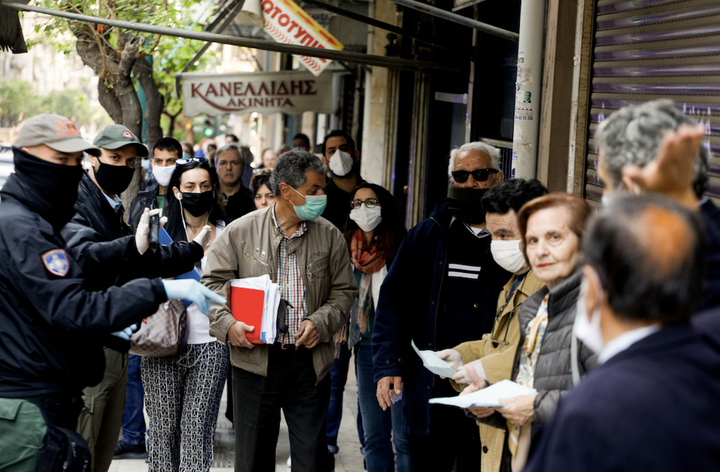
[261,0,343,76]
[181,70,333,117]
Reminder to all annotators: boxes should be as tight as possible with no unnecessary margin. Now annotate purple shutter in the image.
[586,0,720,205]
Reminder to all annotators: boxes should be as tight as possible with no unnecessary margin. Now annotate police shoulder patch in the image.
[42,249,70,277]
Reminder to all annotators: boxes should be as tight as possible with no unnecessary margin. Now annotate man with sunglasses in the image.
[61,125,210,472]
[373,141,510,472]
[435,178,548,472]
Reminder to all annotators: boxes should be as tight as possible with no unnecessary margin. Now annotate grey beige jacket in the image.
[202,205,358,384]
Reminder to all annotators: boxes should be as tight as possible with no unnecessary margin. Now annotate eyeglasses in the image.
[451,168,499,183]
[177,157,209,166]
[351,198,380,209]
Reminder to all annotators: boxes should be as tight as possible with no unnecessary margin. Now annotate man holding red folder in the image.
[203,150,358,472]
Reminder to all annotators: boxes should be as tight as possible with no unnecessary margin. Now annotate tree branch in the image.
[117,33,141,77]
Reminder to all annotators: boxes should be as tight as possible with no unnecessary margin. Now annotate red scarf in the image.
[351,229,386,274]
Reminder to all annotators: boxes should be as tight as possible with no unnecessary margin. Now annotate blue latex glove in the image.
[162,280,227,315]
[112,326,135,340]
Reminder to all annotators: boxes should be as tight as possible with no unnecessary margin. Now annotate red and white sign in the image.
[181,70,334,117]
[260,0,344,76]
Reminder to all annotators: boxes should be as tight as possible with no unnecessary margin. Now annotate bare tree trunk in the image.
[134,57,164,152]
[73,27,144,213]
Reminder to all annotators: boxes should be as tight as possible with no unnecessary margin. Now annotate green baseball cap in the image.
[93,124,149,157]
[14,113,101,156]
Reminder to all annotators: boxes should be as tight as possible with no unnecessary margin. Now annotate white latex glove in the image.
[162,280,226,315]
[136,208,168,255]
[192,225,212,251]
[452,358,488,385]
[436,349,464,374]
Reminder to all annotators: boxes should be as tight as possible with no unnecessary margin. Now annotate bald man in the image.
[524,194,720,472]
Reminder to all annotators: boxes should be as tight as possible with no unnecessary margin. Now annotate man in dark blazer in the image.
[524,194,720,472]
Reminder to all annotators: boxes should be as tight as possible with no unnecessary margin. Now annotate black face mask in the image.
[179,190,215,217]
[94,159,135,196]
[447,185,489,224]
[13,147,84,228]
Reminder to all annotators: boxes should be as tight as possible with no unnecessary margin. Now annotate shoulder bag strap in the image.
[571,330,580,386]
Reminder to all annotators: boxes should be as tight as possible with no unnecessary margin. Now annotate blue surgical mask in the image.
[182,152,192,160]
[289,186,327,220]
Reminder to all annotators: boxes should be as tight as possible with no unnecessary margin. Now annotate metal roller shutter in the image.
[585,0,720,207]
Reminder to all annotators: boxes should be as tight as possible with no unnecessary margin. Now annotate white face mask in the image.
[153,164,176,187]
[573,278,605,354]
[329,149,354,177]
[490,239,527,274]
[350,205,382,232]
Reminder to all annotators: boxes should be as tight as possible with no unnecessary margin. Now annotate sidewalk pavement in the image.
[109,355,365,472]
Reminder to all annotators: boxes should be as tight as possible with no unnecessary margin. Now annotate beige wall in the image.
[360,0,395,186]
[535,0,594,195]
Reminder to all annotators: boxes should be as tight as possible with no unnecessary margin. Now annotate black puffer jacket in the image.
[480,271,596,432]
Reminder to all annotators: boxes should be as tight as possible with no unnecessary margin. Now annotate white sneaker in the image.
[287,455,292,468]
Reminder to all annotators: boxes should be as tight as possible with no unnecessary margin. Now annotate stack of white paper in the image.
[429,380,536,408]
[411,340,457,378]
[230,274,281,344]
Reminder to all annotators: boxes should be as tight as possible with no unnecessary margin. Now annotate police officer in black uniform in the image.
[0,113,224,471]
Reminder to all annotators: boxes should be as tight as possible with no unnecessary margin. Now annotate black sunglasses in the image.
[177,157,209,166]
[451,168,499,183]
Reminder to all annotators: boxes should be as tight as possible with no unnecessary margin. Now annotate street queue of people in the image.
[1,98,720,472]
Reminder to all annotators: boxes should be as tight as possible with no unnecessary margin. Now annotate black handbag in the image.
[35,424,91,472]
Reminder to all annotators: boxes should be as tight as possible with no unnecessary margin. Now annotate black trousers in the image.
[407,402,482,472]
[232,345,331,472]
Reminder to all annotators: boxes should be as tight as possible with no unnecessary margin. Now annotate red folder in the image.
[229,286,266,344]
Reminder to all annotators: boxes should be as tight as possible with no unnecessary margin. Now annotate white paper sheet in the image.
[429,380,536,408]
[411,340,457,378]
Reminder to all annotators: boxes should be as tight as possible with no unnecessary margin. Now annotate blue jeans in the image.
[120,354,146,445]
[357,344,410,472]
[325,343,352,453]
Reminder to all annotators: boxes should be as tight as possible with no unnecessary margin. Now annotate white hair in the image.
[448,141,501,177]
[595,99,709,197]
